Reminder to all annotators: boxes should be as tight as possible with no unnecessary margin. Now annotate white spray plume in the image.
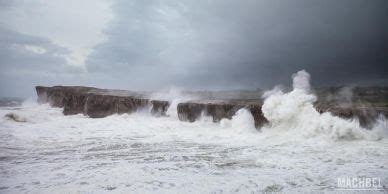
[292,70,311,92]
[150,87,197,118]
[262,70,385,141]
[220,109,256,133]
[262,85,284,99]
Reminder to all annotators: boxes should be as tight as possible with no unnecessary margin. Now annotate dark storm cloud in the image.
[0,0,387,97]
[87,0,388,90]
[0,27,84,97]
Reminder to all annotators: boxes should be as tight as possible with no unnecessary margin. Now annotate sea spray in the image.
[166,99,181,118]
[198,111,213,123]
[220,109,257,133]
[261,70,384,140]
[150,87,197,118]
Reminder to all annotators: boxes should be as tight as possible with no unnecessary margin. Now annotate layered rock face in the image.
[36,86,268,127]
[36,86,170,118]
[36,86,96,107]
[177,102,267,128]
[315,105,388,128]
[313,86,388,128]
[36,86,388,129]
[84,95,149,118]
[150,100,170,116]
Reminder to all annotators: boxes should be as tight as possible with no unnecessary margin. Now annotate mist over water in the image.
[0,71,387,193]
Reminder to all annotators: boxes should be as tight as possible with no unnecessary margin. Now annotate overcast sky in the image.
[0,0,387,97]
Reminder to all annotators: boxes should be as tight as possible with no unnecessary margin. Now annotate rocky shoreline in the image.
[36,86,388,128]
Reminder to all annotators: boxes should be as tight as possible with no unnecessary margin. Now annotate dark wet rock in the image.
[313,86,388,128]
[35,86,49,104]
[177,101,268,128]
[36,86,96,107]
[117,97,150,114]
[5,113,27,122]
[83,94,120,118]
[150,100,170,116]
[85,95,149,118]
[248,104,268,128]
[315,104,388,128]
[36,86,170,118]
[63,93,89,115]
[177,102,207,122]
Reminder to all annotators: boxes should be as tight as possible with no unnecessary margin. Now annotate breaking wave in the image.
[221,108,257,134]
[261,70,385,140]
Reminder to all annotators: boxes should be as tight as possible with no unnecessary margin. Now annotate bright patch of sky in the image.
[0,0,114,66]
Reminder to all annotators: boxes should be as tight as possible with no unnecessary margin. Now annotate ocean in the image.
[0,71,387,193]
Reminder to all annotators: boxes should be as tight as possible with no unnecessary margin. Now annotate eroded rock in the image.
[177,101,268,128]
[151,100,170,116]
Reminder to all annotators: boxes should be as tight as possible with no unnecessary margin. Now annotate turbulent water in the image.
[1,71,387,193]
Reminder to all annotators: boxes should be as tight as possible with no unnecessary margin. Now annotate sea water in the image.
[0,71,387,193]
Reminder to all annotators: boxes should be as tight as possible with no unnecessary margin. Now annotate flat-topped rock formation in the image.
[36,86,169,118]
[36,86,388,128]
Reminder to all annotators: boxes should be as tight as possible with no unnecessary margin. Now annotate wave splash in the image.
[261,70,385,140]
[220,109,257,133]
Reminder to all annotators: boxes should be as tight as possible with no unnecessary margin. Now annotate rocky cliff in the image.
[36,86,388,128]
[36,86,169,118]
[177,102,267,128]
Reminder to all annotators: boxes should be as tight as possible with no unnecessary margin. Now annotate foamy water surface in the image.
[1,71,387,193]
[0,101,387,193]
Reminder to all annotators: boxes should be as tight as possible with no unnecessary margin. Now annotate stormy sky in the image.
[0,0,387,97]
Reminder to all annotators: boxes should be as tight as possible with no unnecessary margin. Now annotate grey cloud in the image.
[0,27,84,97]
[87,0,388,90]
[0,0,18,9]
[0,0,387,97]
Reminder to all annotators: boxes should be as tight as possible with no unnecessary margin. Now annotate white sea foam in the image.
[0,71,387,193]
